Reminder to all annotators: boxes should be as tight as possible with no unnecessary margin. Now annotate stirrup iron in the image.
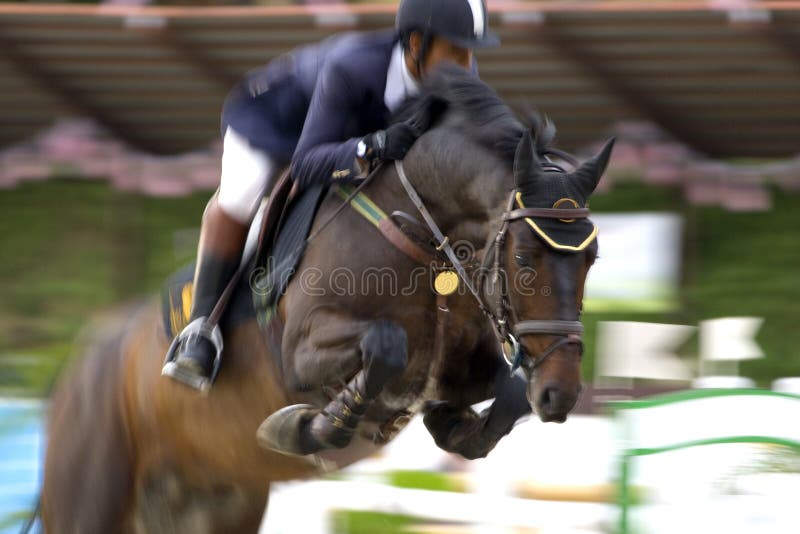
[162,317,223,393]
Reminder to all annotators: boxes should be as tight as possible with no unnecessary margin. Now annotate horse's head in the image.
[494,130,614,423]
[396,66,614,422]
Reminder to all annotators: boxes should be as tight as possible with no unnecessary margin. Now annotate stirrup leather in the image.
[162,317,223,393]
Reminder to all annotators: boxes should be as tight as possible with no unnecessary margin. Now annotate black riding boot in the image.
[162,200,248,392]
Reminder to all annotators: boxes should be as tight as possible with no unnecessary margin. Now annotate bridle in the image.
[488,190,586,371]
[394,160,588,373]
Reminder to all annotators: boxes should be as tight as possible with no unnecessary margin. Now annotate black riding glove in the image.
[361,122,419,162]
[359,95,449,165]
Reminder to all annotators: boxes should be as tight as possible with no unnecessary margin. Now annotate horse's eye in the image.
[515,253,531,267]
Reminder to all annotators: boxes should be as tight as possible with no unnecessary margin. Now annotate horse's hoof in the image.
[256,404,317,456]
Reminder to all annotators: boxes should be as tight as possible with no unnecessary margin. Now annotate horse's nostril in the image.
[539,387,558,412]
[537,386,577,423]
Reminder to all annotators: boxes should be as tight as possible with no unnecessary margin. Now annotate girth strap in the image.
[429,293,451,398]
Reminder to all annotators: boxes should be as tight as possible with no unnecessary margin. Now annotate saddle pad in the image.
[253,183,328,324]
[162,263,196,339]
[161,261,256,340]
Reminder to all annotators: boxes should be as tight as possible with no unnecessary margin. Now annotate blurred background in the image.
[1,0,799,533]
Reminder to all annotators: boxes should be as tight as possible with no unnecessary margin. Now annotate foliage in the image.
[583,182,800,385]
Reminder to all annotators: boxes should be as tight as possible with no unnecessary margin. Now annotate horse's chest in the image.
[366,330,476,444]
[381,346,441,411]
[381,314,480,413]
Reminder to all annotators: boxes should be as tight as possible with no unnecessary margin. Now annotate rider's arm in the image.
[291,60,365,191]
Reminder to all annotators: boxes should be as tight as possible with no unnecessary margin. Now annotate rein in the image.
[306,162,386,243]
[394,160,585,373]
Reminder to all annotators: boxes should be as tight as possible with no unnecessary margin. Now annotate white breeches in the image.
[217,127,278,224]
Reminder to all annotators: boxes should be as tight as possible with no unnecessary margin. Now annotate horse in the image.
[40,65,613,533]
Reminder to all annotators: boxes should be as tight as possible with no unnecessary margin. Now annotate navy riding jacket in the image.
[221,29,476,192]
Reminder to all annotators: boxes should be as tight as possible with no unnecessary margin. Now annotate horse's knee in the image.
[423,403,497,460]
[359,320,408,398]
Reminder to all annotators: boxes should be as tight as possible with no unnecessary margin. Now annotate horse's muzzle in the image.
[530,380,582,423]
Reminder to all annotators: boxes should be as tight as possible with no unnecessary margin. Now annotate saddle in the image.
[160,172,439,341]
[161,175,328,340]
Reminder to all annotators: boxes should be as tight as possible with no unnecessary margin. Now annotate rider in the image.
[163,0,499,392]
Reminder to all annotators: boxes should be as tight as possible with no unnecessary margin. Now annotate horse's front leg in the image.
[257,314,407,456]
[423,365,531,460]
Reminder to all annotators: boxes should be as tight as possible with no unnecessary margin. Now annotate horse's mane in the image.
[393,63,556,168]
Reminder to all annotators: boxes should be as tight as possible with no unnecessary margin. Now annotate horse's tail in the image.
[18,496,40,534]
[41,301,145,533]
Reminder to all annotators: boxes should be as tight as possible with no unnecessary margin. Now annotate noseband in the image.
[394,161,587,373]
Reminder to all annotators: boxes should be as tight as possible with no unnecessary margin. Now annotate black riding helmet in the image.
[397,0,500,70]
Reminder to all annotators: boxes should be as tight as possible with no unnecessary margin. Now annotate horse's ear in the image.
[571,137,615,195]
[514,130,540,188]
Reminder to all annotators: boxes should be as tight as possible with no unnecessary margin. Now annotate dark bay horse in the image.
[41,66,613,533]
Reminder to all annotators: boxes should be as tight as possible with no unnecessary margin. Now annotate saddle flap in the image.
[252,182,329,322]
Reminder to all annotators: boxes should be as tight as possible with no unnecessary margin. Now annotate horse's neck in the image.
[402,133,512,246]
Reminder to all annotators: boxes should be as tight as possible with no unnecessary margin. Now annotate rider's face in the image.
[423,36,473,73]
[408,33,473,78]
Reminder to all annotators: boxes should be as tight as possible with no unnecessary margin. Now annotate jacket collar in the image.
[384,42,419,112]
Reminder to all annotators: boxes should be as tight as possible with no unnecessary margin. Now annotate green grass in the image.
[386,470,465,493]
[1,178,799,394]
[331,510,430,534]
